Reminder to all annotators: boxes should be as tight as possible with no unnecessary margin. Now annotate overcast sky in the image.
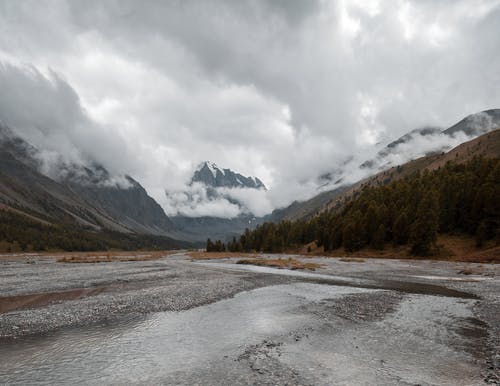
[1,0,499,217]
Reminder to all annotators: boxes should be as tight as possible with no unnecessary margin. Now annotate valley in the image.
[0,251,498,384]
[1,3,500,384]
[1,110,499,254]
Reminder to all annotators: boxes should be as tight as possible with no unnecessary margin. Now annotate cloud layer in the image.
[0,0,499,217]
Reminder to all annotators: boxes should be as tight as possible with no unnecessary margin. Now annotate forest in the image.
[0,209,185,252]
[209,157,500,256]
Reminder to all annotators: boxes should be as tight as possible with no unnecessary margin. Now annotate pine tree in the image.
[392,211,409,245]
[372,224,386,250]
[342,220,356,252]
[410,189,440,256]
[206,238,214,252]
[475,220,488,247]
[365,202,381,245]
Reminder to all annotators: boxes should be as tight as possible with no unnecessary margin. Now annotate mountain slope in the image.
[318,129,500,216]
[224,134,500,260]
[274,110,500,222]
[443,109,500,136]
[170,214,262,243]
[65,169,175,235]
[0,126,181,248]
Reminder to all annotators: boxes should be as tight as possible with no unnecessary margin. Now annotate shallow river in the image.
[0,281,485,385]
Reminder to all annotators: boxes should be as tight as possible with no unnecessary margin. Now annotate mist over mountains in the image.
[317,109,500,192]
[0,107,499,243]
[0,125,176,238]
[166,109,500,227]
[1,0,500,225]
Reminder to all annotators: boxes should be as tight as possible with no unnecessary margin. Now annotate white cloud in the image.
[0,0,499,218]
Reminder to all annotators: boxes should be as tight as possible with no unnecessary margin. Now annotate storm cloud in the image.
[0,0,499,217]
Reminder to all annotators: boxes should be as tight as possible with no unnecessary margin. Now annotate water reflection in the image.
[0,283,369,384]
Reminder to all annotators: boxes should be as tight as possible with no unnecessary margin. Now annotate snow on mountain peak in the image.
[192,161,266,190]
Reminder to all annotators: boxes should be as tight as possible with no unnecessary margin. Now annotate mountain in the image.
[360,126,442,169]
[170,214,262,243]
[223,130,500,259]
[192,161,266,189]
[0,125,184,250]
[443,109,500,136]
[271,110,500,222]
[63,165,175,235]
[317,129,500,216]
[169,161,266,242]
[361,109,500,171]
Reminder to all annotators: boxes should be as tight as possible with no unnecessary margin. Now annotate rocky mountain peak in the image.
[191,161,266,190]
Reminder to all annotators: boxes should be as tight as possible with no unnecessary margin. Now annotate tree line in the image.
[209,157,499,256]
[0,209,185,252]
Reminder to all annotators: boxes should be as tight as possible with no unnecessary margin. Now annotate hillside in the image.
[272,110,500,222]
[221,155,499,260]
[318,129,500,216]
[214,132,500,261]
[0,208,184,252]
[0,127,186,251]
[274,129,500,223]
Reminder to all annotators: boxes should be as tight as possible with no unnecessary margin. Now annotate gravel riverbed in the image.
[0,252,498,385]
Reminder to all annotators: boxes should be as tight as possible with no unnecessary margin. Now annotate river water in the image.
[0,284,373,384]
[0,280,484,385]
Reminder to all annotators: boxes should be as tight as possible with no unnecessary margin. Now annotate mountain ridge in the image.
[0,126,179,241]
[168,161,267,242]
[270,110,500,223]
[192,161,266,190]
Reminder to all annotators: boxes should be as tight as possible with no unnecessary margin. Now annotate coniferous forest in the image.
[0,210,186,252]
[213,157,500,256]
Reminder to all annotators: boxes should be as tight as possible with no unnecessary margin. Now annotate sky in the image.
[0,0,499,217]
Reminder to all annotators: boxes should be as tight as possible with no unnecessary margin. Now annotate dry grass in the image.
[188,251,258,260]
[292,235,500,264]
[237,257,321,271]
[339,257,366,263]
[57,251,176,263]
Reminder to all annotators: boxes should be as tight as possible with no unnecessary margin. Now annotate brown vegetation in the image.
[297,235,499,264]
[188,251,257,260]
[57,251,175,263]
[339,257,366,263]
[237,257,321,271]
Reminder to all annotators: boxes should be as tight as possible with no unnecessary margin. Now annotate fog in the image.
[1,0,499,217]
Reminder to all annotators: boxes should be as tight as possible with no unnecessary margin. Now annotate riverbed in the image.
[0,253,498,385]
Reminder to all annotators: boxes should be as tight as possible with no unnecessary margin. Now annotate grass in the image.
[57,251,176,263]
[237,257,321,271]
